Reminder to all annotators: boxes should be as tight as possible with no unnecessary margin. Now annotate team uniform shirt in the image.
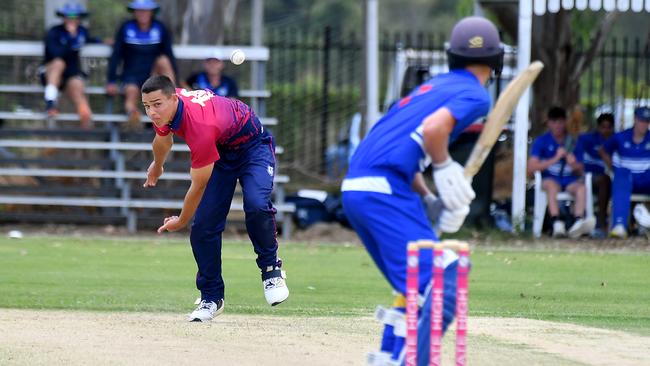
[530,132,579,180]
[347,69,490,184]
[153,88,262,169]
[574,131,607,175]
[186,72,239,98]
[44,24,99,79]
[107,19,177,85]
[603,128,650,176]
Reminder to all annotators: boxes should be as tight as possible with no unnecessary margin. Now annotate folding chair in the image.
[533,171,594,238]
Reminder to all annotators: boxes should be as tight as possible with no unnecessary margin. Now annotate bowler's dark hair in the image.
[141,75,175,96]
[596,113,614,126]
[547,106,567,120]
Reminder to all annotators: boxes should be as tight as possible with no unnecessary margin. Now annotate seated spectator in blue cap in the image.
[184,51,239,98]
[42,2,100,129]
[106,0,177,128]
[573,113,615,237]
[600,106,650,238]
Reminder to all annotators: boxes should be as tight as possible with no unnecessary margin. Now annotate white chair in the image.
[533,171,594,238]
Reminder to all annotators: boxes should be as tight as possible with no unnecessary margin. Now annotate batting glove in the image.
[438,205,470,233]
[432,157,475,211]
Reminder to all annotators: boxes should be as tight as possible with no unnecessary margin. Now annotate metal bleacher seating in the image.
[0,41,294,238]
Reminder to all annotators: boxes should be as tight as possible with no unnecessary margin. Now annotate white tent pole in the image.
[365,0,380,130]
[251,0,265,116]
[512,0,533,231]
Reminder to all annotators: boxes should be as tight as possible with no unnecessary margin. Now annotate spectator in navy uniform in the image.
[527,106,595,238]
[573,113,615,237]
[43,2,99,129]
[599,106,650,238]
[184,52,239,98]
[106,0,177,128]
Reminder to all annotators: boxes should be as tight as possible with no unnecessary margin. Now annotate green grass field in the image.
[1,236,649,335]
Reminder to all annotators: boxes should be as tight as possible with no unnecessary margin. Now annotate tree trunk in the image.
[530,10,618,135]
[158,0,188,41]
[481,3,617,137]
[157,0,240,45]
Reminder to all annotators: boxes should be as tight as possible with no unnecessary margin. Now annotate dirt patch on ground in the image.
[1,309,648,366]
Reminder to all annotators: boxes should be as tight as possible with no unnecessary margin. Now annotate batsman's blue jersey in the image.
[348,70,490,182]
[343,70,489,366]
[574,131,607,175]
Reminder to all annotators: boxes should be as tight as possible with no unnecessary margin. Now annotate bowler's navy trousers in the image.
[190,127,279,302]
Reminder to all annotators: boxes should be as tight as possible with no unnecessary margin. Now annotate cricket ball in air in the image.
[230,49,246,65]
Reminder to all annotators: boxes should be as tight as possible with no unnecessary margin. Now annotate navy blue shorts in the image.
[39,65,86,90]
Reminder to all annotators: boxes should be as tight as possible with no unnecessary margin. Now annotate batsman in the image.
[342,17,504,365]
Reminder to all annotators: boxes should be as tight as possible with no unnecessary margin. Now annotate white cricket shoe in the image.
[609,224,628,239]
[262,266,289,306]
[568,217,596,238]
[188,299,224,322]
[633,204,650,229]
[552,220,566,238]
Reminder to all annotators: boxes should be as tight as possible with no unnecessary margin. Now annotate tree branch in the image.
[570,11,619,82]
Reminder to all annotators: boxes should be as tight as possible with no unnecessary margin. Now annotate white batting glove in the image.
[438,205,470,233]
[423,193,443,222]
[432,157,475,211]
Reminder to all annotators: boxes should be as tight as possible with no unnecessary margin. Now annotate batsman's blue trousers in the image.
[611,168,650,228]
[191,129,279,302]
[342,171,461,366]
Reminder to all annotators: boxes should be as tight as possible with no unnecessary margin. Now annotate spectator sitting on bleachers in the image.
[599,106,650,239]
[184,51,239,98]
[573,112,615,237]
[106,0,177,128]
[42,2,100,129]
[527,106,595,238]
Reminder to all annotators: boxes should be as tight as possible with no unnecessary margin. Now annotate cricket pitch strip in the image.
[0,309,648,365]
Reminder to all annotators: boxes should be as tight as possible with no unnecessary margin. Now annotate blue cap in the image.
[634,106,650,122]
[56,2,88,18]
[127,0,160,11]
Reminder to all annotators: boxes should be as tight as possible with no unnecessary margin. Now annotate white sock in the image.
[44,84,58,102]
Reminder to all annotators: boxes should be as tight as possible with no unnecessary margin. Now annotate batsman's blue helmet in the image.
[56,2,89,18]
[128,0,160,11]
[447,17,504,77]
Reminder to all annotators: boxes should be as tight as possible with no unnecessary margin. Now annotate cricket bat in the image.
[463,61,544,178]
[430,61,544,232]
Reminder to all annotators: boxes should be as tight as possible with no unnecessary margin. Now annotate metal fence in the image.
[265,27,449,181]
[579,37,650,130]
[1,7,649,181]
[265,28,650,181]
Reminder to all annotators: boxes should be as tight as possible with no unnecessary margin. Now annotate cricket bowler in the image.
[141,75,289,322]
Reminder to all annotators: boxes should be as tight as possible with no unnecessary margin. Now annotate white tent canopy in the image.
[512,0,650,231]
[533,0,650,14]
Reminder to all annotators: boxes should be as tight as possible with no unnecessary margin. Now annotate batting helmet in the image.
[127,0,160,11]
[55,2,89,18]
[447,17,504,77]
